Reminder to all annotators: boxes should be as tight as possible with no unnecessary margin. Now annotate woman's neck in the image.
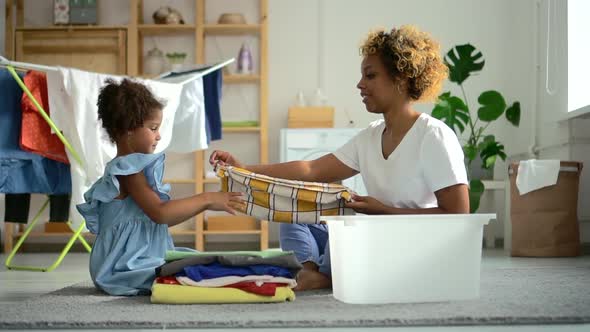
[382,103,420,138]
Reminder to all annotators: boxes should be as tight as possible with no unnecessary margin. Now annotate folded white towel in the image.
[516,159,561,195]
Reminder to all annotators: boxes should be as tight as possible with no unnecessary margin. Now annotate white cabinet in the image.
[280,128,367,196]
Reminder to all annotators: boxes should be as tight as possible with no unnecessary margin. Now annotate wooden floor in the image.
[1,250,589,332]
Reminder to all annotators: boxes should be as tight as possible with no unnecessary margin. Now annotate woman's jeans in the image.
[279,223,332,277]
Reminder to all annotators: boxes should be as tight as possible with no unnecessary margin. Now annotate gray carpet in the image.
[0,266,589,329]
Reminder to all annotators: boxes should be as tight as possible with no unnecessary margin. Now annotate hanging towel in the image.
[216,165,354,224]
[516,159,561,195]
[203,68,223,141]
[166,76,208,152]
[159,65,223,148]
[20,70,69,164]
[46,67,183,229]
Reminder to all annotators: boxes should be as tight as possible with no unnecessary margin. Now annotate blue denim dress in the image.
[77,153,182,295]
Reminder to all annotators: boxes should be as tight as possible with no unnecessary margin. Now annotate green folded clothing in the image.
[221,121,259,127]
[165,249,292,262]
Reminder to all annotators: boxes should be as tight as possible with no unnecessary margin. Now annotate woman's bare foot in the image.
[293,262,332,291]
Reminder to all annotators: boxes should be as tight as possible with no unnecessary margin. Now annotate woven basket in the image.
[217,13,246,24]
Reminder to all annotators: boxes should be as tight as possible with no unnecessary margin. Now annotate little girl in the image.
[77,78,242,296]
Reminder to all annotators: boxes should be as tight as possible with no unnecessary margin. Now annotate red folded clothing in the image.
[156,276,288,297]
[223,282,287,296]
[155,276,180,285]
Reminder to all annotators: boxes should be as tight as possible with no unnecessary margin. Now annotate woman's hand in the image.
[209,150,245,168]
[345,194,389,214]
[203,192,245,215]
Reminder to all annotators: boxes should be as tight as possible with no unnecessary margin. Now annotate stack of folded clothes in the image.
[151,249,302,304]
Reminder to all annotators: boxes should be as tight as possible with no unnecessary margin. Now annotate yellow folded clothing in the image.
[151,282,296,304]
[216,165,354,224]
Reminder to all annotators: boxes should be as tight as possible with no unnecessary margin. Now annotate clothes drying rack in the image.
[0,55,233,272]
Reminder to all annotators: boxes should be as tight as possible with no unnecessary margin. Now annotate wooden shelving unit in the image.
[128,0,269,251]
[224,74,261,83]
[223,127,261,133]
[138,24,196,35]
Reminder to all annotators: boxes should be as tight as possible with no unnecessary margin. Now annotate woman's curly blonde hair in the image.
[360,25,448,102]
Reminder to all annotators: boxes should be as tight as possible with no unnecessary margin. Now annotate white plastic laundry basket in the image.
[322,214,495,304]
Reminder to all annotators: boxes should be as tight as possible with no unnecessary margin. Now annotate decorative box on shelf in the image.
[54,0,97,25]
[288,106,334,128]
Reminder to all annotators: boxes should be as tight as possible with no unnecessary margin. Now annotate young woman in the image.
[210,25,469,291]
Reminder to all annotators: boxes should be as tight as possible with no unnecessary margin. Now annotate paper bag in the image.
[509,161,583,257]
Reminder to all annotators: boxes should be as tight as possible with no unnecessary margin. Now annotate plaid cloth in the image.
[216,165,354,224]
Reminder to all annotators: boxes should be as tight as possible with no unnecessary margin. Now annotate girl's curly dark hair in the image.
[97,78,165,143]
[360,25,448,102]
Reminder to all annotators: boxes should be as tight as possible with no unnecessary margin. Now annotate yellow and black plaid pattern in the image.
[216,165,354,224]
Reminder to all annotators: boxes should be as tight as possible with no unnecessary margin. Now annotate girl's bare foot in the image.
[293,262,332,291]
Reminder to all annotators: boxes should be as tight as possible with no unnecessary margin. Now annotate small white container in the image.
[322,214,495,304]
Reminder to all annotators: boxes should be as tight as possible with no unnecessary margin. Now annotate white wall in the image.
[2,0,587,246]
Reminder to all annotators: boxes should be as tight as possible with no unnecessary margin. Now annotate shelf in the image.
[165,178,196,184]
[170,230,199,236]
[138,24,196,35]
[223,126,260,133]
[224,74,260,83]
[16,25,126,31]
[203,24,260,35]
[203,230,262,235]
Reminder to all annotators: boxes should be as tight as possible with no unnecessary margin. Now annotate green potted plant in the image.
[431,44,521,213]
[165,52,187,71]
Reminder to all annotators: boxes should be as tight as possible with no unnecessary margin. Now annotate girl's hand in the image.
[345,194,388,214]
[209,150,244,168]
[203,192,245,215]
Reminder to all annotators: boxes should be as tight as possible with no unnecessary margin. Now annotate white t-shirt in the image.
[333,113,468,209]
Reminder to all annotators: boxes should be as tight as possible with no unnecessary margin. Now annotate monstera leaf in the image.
[432,92,470,134]
[477,90,506,122]
[444,44,485,85]
[463,144,478,162]
[478,135,506,169]
[505,101,521,126]
[469,179,485,214]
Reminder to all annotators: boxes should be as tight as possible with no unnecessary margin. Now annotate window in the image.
[567,0,590,114]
